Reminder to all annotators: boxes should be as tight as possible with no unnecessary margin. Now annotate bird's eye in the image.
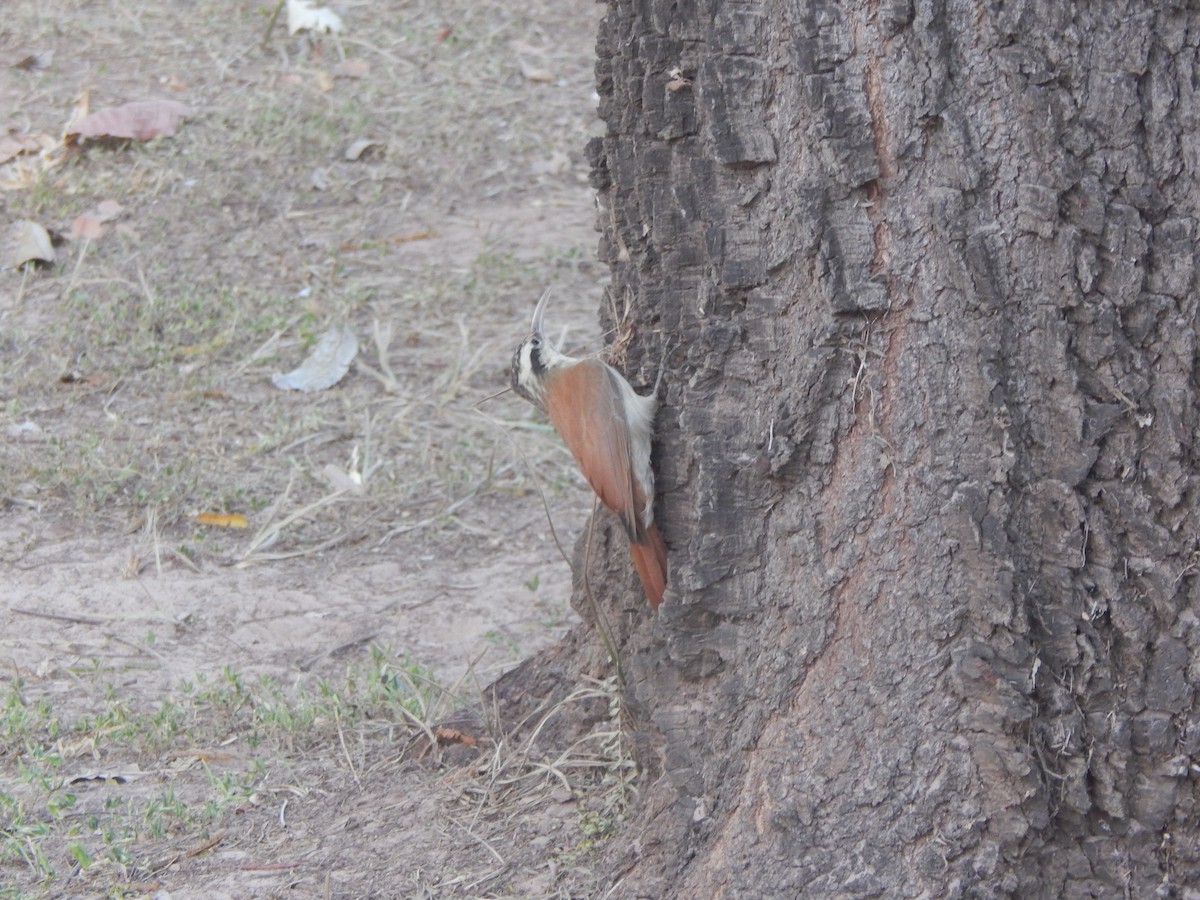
[529,336,542,348]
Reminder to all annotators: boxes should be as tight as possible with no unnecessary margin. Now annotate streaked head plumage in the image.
[510,288,554,406]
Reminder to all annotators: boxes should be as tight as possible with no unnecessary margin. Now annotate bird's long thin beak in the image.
[531,287,551,337]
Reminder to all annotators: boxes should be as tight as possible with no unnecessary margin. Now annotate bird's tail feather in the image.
[630,523,668,609]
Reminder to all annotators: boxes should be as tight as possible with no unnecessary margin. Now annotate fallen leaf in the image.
[433,726,479,747]
[0,133,44,165]
[1,133,67,188]
[68,100,196,141]
[287,0,345,35]
[2,220,55,268]
[10,50,52,71]
[68,199,124,241]
[194,512,249,529]
[271,325,358,392]
[332,59,369,79]
[518,58,554,83]
[344,138,381,161]
[321,463,364,495]
[435,25,454,43]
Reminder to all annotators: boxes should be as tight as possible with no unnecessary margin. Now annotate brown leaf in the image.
[518,59,554,83]
[332,59,369,79]
[194,512,249,529]
[433,726,478,747]
[69,215,104,241]
[0,133,44,165]
[2,220,55,268]
[9,50,52,71]
[68,199,124,241]
[343,138,381,161]
[68,100,196,141]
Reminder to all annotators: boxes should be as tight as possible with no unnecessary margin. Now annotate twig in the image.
[186,829,227,858]
[379,478,492,543]
[582,500,624,685]
[298,630,379,672]
[11,607,107,626]
[236,527,359,565]
[447,816,506,867]
[334,705,362,791]
[106,632,171,667]
[261,0,286,49]
[166,546,201,574]
[148,828,226,873]
[62,237,92,300]
[242,860,305,872]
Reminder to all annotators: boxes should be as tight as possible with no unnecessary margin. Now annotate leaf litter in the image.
[67,99,196,141]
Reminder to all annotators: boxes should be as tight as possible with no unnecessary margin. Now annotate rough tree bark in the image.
[504,1,1200,896]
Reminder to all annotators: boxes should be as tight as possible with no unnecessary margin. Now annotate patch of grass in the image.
[450,674,639,869]
[0,646,455,893]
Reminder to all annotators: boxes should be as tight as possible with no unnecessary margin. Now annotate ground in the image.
[1,1,629,895]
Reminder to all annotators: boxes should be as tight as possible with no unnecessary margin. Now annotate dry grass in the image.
[1,0,630,895]
[2,0,605,554]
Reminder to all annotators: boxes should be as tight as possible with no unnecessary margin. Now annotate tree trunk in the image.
[521,0,1200,895]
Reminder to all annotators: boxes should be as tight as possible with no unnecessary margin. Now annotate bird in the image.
[510,290,669,609]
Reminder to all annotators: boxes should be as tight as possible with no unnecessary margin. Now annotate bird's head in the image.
[511,288,568,407]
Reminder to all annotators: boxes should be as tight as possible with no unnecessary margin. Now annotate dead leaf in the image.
[10,50,52,71]
[518,58,554,83]
[435,25,454,43]
[0,133,44,165]
[433,726,479,747]
[1,132,70,188]
[344,138,381,161]
[69,199,124,241]
[321,463,364,495]
[2,220,55,268]
[332,59,369,79]
[194,512,249,529]
[287,0,345,35]
[68,100,196,141]
[271,325,358,392]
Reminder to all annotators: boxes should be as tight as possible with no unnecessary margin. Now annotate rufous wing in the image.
[543,360,640,536]
[544,360,668,608]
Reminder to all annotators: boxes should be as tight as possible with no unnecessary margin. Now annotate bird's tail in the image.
[630,523,668,609]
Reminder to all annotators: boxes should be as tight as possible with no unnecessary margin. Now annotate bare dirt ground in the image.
[1,1,628,896]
